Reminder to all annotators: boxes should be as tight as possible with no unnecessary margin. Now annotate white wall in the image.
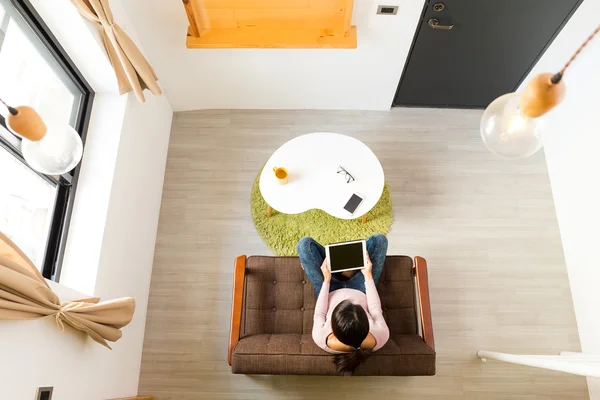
[118,0,425,111]
[520,0,600,397]
[91,92,172,398]
[0,92,172,400]
[59,94,127,295]
[0,0,174,399]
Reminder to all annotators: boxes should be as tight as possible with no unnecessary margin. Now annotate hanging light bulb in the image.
[3,103,83,175]
[481,24,600,158]
[20,123,83,175]
[480,72,565,159]
[480,92,544,158]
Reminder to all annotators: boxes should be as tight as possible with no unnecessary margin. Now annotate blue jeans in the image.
[297,234,388,297]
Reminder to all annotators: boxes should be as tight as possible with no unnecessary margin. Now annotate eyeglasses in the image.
[337,166,355,184]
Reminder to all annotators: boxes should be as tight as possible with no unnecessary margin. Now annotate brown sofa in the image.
[228,255,435,376]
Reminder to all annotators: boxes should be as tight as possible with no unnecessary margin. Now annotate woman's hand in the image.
[362,252,373,280]
[321,258,331,283]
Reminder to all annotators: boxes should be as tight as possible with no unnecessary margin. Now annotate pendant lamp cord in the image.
[0,97,18,115]
[552,24,600,84]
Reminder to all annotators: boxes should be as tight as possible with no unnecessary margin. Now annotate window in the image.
[0,0,93,280]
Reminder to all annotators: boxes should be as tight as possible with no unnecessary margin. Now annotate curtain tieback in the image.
[55,301,85,332]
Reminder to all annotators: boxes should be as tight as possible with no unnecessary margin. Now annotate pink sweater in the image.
[312,279,390,354]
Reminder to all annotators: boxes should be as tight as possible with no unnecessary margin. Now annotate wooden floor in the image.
[139,109,587,399]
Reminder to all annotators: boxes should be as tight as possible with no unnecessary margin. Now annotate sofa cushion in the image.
[232,334,435,376]
[242,255,417,337]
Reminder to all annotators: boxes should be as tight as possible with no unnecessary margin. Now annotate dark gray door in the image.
[394,0,582,108]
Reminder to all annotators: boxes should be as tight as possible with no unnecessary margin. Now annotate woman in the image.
[297,234,390,376]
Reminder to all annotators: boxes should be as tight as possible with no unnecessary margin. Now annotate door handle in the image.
[428,18,454,30]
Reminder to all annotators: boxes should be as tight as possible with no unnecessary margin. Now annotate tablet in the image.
[325,240,367,273]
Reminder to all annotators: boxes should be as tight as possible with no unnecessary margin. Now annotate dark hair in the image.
[331,300,371,376]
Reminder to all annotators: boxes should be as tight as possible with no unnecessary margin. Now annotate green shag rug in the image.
[251,173,393,256]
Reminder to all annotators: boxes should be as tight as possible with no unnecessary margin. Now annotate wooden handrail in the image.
[228,255,246,365]
[415,256,435,351]
[182,0,201,37]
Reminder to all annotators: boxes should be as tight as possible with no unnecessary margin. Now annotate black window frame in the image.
[0,0,94,281]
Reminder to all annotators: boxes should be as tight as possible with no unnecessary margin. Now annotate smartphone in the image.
[343,193,364,216]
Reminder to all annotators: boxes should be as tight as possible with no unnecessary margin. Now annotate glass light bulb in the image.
[21,124,83,175]
[480,92,543,158]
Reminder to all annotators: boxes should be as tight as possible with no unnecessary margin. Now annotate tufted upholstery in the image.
[231,256,436,376]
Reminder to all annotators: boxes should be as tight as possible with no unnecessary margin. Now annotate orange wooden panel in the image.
[202,9,237,29]
[233,8,344,31]
[228,18,343,31]
[187,26,357,48]
[201,0,310,10]
[310,0,346,9]
[186,0,356,48]
[343,0,354,36]
[234,8,343,20]
[189,0,210,35]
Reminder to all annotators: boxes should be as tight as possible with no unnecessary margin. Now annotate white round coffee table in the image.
[259,132,385,223]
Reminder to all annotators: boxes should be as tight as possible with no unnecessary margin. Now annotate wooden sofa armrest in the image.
[414,256,435,351]
[228,255,246,366]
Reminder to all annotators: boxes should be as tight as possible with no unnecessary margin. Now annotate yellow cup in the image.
[273,166,288,185]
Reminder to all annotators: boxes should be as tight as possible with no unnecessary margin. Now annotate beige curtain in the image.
[0,232,135,349]
[70,0,162,103]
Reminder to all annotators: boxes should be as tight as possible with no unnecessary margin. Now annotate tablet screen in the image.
[329,242,364,272]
